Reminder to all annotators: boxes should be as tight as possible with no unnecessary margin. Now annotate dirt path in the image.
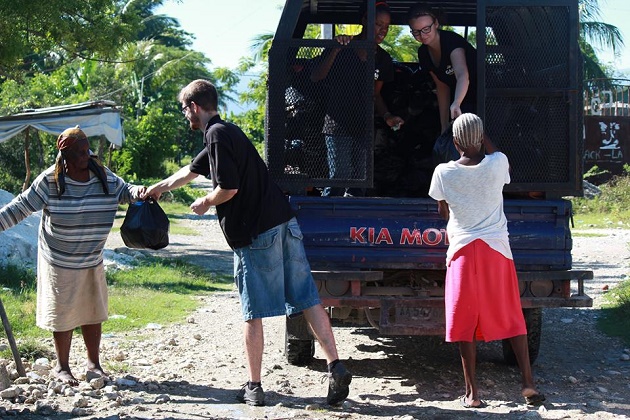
[2,201,630,419]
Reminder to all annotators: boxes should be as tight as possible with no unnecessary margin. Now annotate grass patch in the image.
[597,278,630,346]
[159,201,197,215]
[0,264,45,339]
[168,223,198,236]
[571,173,630,229]
[105,257,233,332]
[1,258,232,346]
[570,231,607,237]
[0,340,53,362]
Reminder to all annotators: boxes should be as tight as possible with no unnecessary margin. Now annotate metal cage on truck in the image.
[267,0,593,365]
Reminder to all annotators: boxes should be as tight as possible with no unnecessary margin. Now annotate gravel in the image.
[1,197,629,419]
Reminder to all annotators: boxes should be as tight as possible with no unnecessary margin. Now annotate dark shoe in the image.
[236,383,265,406]
[325,362,352,405]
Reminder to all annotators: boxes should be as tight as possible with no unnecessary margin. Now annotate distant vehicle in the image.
[266,0,593,365]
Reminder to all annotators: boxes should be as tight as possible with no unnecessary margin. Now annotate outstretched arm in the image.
[375,80,404,129]
[143,166,200,200]
[431,72,452,133]
[449,47,470,121]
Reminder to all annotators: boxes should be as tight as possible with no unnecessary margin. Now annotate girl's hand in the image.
[450,103,462,120]
[334,35,353,45]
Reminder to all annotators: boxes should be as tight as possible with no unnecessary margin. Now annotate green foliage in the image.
[571,174,630,228]
[0,0,139,78]
[573,175,630,215]
[579,0,625,79]
[598,277,630,345]
[0,263,36,290]
[0,264,42,339]
[111,107,181,179]
[0,341,53,362]
[381,26,419,63]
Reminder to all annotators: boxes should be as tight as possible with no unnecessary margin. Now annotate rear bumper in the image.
[314,269,593,335]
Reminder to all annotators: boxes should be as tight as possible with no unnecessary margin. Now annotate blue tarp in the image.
[0,101,124,147]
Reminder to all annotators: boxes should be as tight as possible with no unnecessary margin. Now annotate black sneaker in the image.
[325,362,352,405]
[236,382,265,406]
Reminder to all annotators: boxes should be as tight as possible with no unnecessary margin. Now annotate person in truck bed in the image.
[408,3,477,134]
[428,113,546,408]
[311,1,404,196]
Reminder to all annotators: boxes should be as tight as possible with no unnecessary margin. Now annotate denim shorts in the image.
[233,218,321,320]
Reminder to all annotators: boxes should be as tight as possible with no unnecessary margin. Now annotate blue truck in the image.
[266,0,593,365]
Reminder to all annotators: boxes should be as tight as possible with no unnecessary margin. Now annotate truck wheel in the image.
[285,314,315,366]
[502,308,542,365]
[285,338,315,366]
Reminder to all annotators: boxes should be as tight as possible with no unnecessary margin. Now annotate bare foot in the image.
[86,363,110,381]
[460,395,485,408]
[522,387,546,405]
[53,367,79,386]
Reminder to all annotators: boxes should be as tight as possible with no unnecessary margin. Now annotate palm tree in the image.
[579,0,624,80]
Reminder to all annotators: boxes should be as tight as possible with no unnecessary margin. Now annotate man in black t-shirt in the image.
[144,79,352,407]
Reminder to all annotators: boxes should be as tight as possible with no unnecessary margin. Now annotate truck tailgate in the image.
[290,196,573,271]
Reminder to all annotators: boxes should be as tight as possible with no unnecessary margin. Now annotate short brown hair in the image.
[407,3,442,23]
[178,79,218,112]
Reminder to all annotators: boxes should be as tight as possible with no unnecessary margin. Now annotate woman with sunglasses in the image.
[408,3,477,134]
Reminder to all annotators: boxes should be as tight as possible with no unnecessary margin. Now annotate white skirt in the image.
[36,253,108,332]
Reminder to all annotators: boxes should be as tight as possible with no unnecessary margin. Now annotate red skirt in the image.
[445,239,527,342]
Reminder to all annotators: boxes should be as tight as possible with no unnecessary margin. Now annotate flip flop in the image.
[525,393,546,406]
[460,396,486,409]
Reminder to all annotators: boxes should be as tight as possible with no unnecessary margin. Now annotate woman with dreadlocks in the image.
[0,126,145,386]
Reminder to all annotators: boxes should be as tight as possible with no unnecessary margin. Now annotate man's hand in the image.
[143,185,164,201]
[190,196,212,215]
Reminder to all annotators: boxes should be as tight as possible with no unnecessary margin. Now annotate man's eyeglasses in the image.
[181,104,190,115]
[410,21,435,37]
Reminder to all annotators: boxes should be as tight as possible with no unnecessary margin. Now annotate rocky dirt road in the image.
[1,199,630,419]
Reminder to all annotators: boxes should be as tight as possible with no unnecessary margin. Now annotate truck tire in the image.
[285,338,315,366]
[502,308,542,365]
[285,314,315,366]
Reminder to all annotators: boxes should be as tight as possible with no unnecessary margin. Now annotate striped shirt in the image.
[0,165,141,269]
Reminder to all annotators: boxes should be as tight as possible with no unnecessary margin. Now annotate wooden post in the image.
[0,297,26,377]
[21,127,31,192]
[97,136,106,160]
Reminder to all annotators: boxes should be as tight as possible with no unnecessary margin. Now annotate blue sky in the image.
[156,0,630,78]
[155,0,284,112]
[596,0,630,74]
[156,0,284,69]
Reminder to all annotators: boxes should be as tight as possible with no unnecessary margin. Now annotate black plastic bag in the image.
[120,199,170,250]
[432,123,460,165]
